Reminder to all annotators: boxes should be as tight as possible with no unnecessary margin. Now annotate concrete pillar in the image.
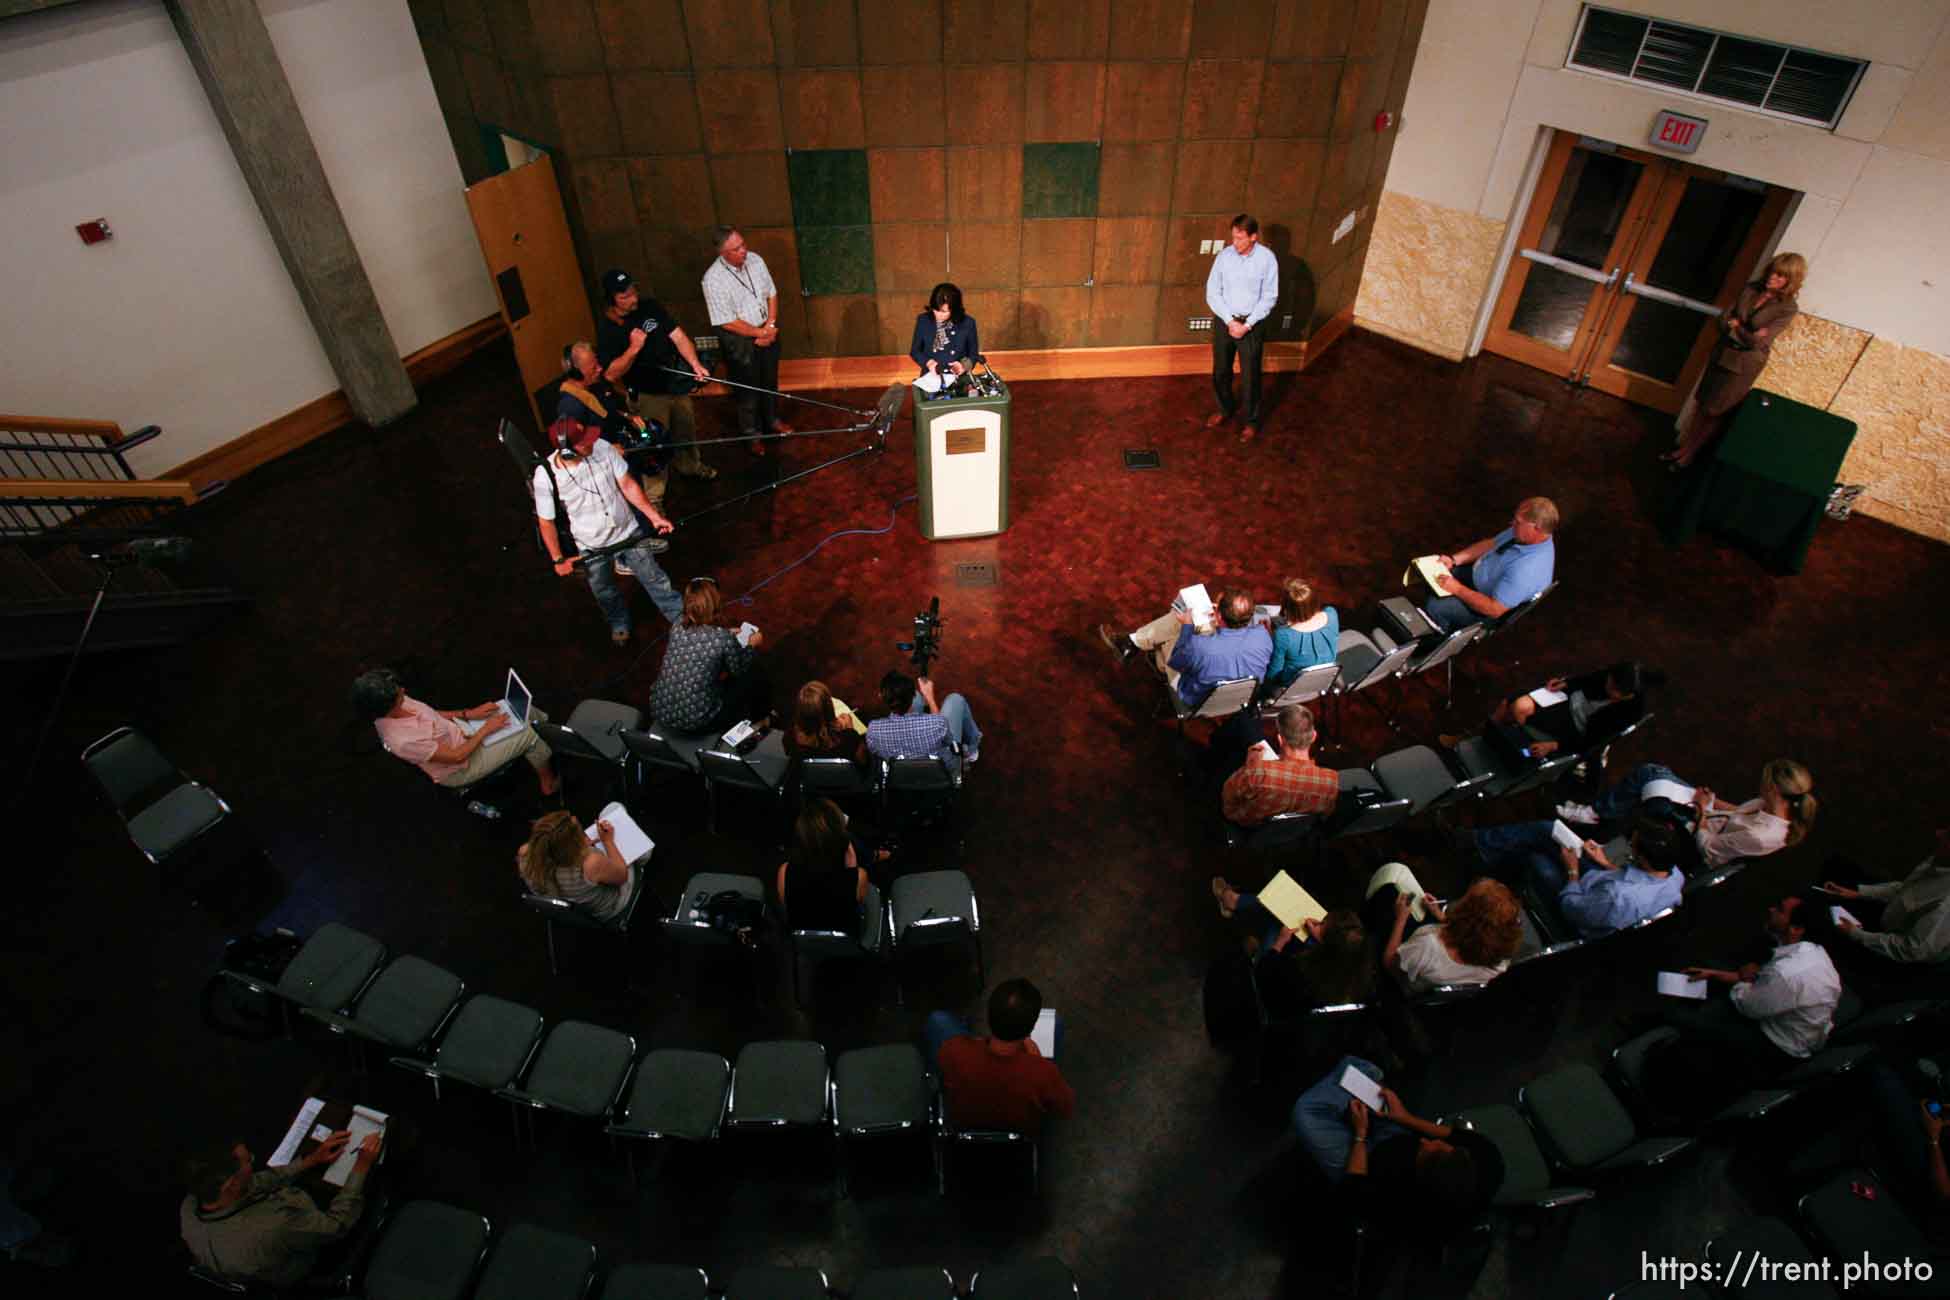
[166,0,416,426]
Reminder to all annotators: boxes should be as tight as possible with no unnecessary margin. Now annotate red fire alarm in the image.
[1374,110,1395,132]
[75,219,113,245]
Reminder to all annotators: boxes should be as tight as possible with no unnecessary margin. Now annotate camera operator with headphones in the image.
[534,412,682,646]
[597,269,716,482]
[559,340,673,514]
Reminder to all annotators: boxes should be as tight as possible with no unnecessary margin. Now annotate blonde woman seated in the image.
[1556,758,1815,868]
[1364,864,1524,993]
[517,809,637,925]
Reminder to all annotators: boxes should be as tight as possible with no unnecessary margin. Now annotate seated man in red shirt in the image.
[925,979,1076,1135]
[1221,704,1339,827]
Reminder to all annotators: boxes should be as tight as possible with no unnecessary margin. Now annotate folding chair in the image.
[786,881,884,1005]
[833,1043,934,1196]
[726,1040,833,1178]
[698,745,789,834]
[798,754,881,814]
[967,1257,1080,1299]
[300,954,464,1065]
[1396,621,1485,711]
[497,1019,636,1145]
[470,1224,596,1300]
[1326,770,1415,846]
[361,1200,491,1300]
[1259,660,1341,714]
[1519,1063,1696,1175]
[1448,1103,1595,1212]
[222,922,388,1037]
[881,752,963,830]
[889,870,984,1005]
[938,1119,1039,1196]
[520,862,650,975]
[723,1267,833,1300]
[1480,581,1557,642]
[390,994,544,1105]
[1326,629,1419,735]
[606,1048,732,1183]
[1705,1218,1838,1299]
[604,1264,713,1300]
[662,871,767,995]
[853,1268,958,1300]
[533,698,639,802]
[1244,954,1371,1087]
[1372,744,1461,816]
[617,726,705,797]
[1170,676,1259,740]
[1797,1169,1941,1294]
[81,725,233,871]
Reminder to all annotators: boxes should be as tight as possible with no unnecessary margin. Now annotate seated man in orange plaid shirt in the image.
[1221,704,1340,826]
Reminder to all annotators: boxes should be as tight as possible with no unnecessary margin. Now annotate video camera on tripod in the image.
[897,597,944,676]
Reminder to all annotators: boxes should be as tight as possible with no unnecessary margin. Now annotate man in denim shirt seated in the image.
[1472,807,1685,939]
[1424,496,1558,632]
[1098,588,1271,710]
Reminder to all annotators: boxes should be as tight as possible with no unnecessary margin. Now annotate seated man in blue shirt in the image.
[1471,807,1685,939]
[864,670,984,768]
[1423,496,1558,632]
[1097,589,1272,710]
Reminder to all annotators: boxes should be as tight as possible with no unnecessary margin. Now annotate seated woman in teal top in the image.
[1264,577,1339,693]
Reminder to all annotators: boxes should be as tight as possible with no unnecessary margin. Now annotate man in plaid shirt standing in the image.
[1222,705,1338,825]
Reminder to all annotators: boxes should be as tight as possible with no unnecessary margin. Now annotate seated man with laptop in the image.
[351,667,558,798]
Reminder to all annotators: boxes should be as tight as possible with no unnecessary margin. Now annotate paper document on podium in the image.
[913,371,943,394]
[588,801,655,865]
[1257,870,1328,931]
[1402,555,1453,595]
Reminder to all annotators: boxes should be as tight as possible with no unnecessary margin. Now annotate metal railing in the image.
[0,415,160,484]
[0,478,202,539]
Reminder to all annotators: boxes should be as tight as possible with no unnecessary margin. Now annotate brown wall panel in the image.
[770,0,860,66]
[961,289,1021,348]
[1246,137,1324,215]
[1093,216,1169,284]
[875,222,950,289]
[1025,62,1107,143]
[696,70,786,153]
[1156,281,1214,341]
[1271,0,1353,59]
[1103,62,1186,143]
[950,222,1024,288]
[1163,215,1232,283]
[1098,142,1176,216]
[862,65,951,147]
[957,64,1027,143]
[1018,286,1092,347]
[1026,0,1110,60]
[782,69,865,149]
[870,148,949,223]
[614,73,704,154]
[858,0,944,64]
[1258,59,1339,139]
[1108,0,1192,60]
[709,153,795,228]
[947,147,1023,222]
[630,155,715,230]
[804,294,882,354]
[521,0,601,75]
[684,0,776,68]
[1172,139,1251,214]
[1182,60,1264,139]
[1089,284,1160,344]
[1189,0,1276,60]
[947,0,1028,61]
[592,0,691,70]
[1021,219,1095,285]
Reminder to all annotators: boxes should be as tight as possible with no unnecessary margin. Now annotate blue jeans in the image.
[907,692,983,756]
[1422,562,1483,633]
[1595,762,1691,823]
[1293,1055,1405,1182]
[1236,892,1290,951]
[583,534,683,634]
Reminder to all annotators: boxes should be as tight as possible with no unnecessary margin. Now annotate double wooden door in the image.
[1484,131,1791,413]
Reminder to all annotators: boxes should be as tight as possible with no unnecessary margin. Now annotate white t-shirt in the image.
[1397,927,1508,993]
[533,440,636,550]
[1731,940,1842,1058]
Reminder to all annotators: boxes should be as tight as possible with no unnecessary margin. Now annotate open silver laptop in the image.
[479,667,532,746]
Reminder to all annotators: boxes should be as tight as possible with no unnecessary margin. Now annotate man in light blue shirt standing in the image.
[1423,496,1558,631]
[1203,213,1281,443]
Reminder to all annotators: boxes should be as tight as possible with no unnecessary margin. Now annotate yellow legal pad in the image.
[1256,870,1329,931]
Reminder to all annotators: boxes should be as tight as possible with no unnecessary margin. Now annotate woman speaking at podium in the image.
[909,282,980,391]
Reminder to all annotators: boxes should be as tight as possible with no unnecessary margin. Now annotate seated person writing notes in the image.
[1419,496,1558,633]
[650,577,767,736]
[1471,807,1686,939]
[1556,758,1815,869]
[180,1129,383,1288]
[517,808,639,926]
[1365,864,1525,993]
[1816,827,1950,989]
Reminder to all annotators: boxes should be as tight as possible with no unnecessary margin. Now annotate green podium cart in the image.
[912,379,1011,540]
[1664,388,1856,574]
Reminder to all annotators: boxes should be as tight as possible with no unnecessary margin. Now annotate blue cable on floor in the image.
[584,492,919,695]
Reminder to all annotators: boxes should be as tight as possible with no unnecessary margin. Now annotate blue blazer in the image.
[909,313,980,373]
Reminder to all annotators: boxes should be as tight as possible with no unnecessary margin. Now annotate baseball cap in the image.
[601,269,635,300]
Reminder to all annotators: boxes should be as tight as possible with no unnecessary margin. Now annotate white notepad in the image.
[1642,778,1696,805]
[1031,1007,1057,1059]
[1527,686,1568,707]
[588,801,654,865]
[1171,583,1215,630]
[1338,1064,1385,1110]
[1550,820,1585,853]
[1257,870,1329,931]
[1830,905,1861,928]
[1657,971,1709,1000]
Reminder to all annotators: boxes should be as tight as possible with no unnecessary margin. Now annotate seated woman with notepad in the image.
[649,577,768,736]
[1261,578,1340,695]
[517,809,637,926]
[776,798,874,942]
[1365,864,1523,993]
[1555,758,1815,868]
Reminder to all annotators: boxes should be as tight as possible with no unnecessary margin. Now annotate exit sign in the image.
[1650,109,1707,154]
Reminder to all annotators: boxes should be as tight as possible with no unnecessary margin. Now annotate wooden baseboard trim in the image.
[1304,307,1358,366]
[773,338,1335,392]
[167,315,508,490]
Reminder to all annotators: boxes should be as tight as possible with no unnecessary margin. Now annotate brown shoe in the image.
[1438,733,1461,750]
[1096,622,1136,663]
[1239,423,1258,443]
[1212,876,1236,919]
[611,628,631,646]
[1204,411,1230,430]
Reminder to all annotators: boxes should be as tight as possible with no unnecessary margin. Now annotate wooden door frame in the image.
[1582,170,1792,411]
[1481,132,1667,377]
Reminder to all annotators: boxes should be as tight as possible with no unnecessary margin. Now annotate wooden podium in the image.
[912,378,1011,540]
